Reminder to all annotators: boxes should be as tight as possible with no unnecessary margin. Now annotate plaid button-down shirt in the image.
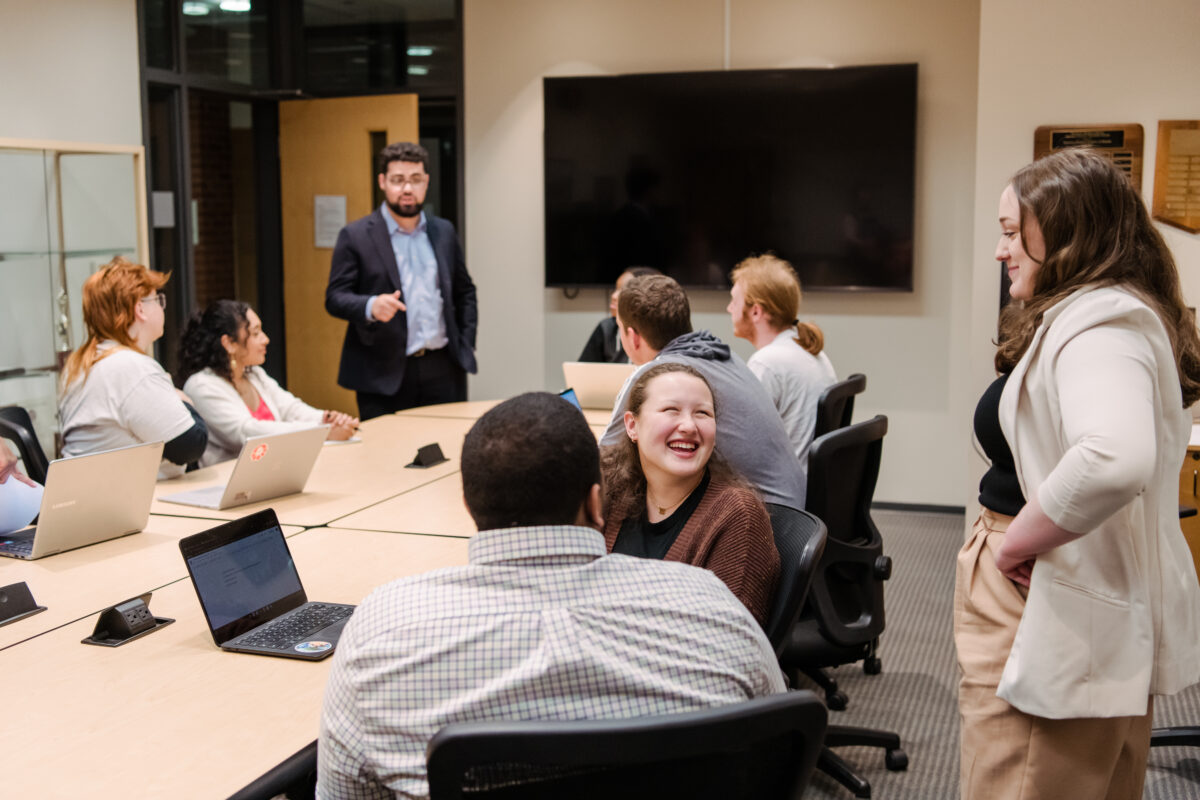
[317,524,786,799]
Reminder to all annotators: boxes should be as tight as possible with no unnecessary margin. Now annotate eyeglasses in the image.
[385,174,429,188]
[141,292,167,309]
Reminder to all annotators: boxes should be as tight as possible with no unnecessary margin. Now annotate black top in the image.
[974,373,1026,516]
[578,316,629,363]
[612,470,711,559]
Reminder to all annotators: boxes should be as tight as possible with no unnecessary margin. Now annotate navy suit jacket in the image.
[325,209,478,395]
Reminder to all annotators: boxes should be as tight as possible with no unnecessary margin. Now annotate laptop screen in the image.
[185,525,303,631]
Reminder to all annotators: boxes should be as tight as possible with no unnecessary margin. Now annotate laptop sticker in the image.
[295,641,332,654]
[251,443,268,462]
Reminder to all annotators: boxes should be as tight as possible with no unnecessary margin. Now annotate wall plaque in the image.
[1033,124,1144,191]
[1152,120,1200,234]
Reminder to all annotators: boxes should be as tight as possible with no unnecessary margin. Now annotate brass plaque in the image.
[1152,120,1200,234]
[1033,124,1144,192]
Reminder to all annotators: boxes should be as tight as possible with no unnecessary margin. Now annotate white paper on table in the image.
[0,478,43,534]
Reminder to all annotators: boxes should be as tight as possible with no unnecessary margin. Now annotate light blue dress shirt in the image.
[366,206,448,355]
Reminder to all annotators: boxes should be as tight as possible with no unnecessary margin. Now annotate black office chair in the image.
[0,405,50,485]
[763,504,827,657]
[781,415,906,797]
[813,373,867,439]
[227,739,317,800]
[1148,506,1200,750]
[426,692,829,800]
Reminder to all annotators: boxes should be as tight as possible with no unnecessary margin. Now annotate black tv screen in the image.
[544,64,917,292]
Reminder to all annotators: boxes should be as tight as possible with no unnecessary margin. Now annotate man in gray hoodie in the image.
[600,274,806,510]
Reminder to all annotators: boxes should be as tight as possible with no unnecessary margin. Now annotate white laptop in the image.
[0,441,163,560]
[160,426,329,510]
[562,361,637,410]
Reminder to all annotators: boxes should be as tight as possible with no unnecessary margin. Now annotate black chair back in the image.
[0,405,50,485]
[763,504,827,657]
[426,692,828,800]
[804,414,888,648]
[227,739,317,800]
[813,373,866,439]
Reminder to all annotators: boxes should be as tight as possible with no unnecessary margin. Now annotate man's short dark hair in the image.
[616,274,692,351]
[377,141,429,174]
[461,393,600,530]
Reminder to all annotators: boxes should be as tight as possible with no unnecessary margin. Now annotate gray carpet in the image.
[799,508,1200,800]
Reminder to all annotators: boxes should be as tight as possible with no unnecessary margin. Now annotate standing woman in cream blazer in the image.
[178,300,358,466]
[955,148,1200,800]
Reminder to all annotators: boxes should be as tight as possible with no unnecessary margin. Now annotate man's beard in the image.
[387,199,423,218]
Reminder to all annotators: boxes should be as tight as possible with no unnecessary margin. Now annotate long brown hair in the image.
[730,253,824,355]
[61,256,169,389]
[600,362,747,522]
[995,149,1200,406]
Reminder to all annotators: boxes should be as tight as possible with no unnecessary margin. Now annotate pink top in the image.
[250,396,275,421]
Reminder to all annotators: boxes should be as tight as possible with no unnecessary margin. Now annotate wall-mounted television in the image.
[544,64,917,292]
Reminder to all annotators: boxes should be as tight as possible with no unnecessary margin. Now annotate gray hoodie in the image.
[602,330,806,510]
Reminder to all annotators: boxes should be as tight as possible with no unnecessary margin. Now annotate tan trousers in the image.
[953,509,1153,800]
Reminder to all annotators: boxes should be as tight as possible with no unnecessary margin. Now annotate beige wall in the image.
[0,0,142,145]
[967,0,1200,520]
[463,0,981,505]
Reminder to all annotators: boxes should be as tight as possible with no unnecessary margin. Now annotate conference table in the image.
[1,399,611,799]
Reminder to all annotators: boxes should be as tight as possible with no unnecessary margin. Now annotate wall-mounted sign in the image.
[1152,121,1200,234]
[1033,124,1144,192]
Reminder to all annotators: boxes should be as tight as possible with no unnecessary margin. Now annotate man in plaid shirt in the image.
[318,392,786,799]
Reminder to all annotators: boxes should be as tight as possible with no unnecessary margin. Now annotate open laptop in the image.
[0,441,162,560]
[562,361,637,410]
[159,425,328,510]
[180,508,355,660]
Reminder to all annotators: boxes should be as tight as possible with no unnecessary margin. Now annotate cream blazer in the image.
[997,286,1200,719]
[183,367,325,467]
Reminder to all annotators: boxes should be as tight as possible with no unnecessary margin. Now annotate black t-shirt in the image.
[974,373,1026,516]
[612,470,712,560]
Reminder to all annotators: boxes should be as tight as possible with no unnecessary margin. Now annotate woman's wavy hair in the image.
[730,253,824,355]
[61,256,169,390]
[177,299,252,385]
[600,362,748,522]
[995,148,1200,407]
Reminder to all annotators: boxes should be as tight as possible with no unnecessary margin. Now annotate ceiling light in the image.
[182,1,210,15]
[219,0,251,11]
[407,66,430,76]
[406,46,434,57]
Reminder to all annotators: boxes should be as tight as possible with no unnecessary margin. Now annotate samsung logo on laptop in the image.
[51,499,78,510]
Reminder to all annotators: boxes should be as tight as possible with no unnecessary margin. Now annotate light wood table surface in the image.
[330,472,478,537]
[149,414,474,526]
[398,398,614,428]
[0,516,303,650]
[0,526,469,800]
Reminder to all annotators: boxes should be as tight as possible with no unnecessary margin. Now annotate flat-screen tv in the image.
[544,64,917,292]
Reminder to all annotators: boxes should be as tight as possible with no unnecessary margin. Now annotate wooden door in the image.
[278,95,419,413]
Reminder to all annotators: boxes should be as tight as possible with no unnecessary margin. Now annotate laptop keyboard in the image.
[0,534,35,557]
[235,603,353,649]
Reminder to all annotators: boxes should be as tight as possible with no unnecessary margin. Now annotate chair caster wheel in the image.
[863,657,882,675]
[885,749,908,771]
[826,690,848,711]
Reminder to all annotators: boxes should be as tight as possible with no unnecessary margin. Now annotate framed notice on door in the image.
[1033,124,1144,192]
[1152,121,1200,234]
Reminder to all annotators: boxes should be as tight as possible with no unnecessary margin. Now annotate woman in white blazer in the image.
[955,149,1200,800]
[178,300,358,466]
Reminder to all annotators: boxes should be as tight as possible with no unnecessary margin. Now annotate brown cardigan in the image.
[604,478,780,626]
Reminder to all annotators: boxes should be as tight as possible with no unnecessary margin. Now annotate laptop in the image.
[180,508,355,660]
[561,361,637,410]
[160,425,329,510]
[0,441,162,560]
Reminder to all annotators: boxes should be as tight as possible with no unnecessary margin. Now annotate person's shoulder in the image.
[343,209,382,235]
[94,347,164,379]
[1048,286,1162,343]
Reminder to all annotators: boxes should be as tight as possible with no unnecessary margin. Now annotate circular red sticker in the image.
[251,443,269,461]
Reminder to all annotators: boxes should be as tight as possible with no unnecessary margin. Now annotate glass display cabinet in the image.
[0,138,148,458]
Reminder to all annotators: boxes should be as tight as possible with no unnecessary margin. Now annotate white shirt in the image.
[317,524,785,800]
[747,330,837,464]
[59,341,195,479]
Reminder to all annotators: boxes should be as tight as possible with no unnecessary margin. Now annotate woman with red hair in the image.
[59,256,207,478]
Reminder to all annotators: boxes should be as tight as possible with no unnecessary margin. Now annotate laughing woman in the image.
[600,362,779,624]
[178,300,358,466]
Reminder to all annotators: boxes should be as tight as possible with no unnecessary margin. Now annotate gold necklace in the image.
[648,489,689,517]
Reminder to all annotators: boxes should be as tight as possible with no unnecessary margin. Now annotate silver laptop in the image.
[160,426,329,510]
[562,361,637,410]
[0,441,162,560]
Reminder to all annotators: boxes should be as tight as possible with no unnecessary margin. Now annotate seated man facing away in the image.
[318,392,785,800]
[727,254,837,466]
[601,274,807,510]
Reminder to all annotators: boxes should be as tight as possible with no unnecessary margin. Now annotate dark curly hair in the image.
[177,299,252,385]
[600,362,747,523]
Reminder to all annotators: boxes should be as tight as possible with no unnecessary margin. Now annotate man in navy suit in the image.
[325,142,478,421]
